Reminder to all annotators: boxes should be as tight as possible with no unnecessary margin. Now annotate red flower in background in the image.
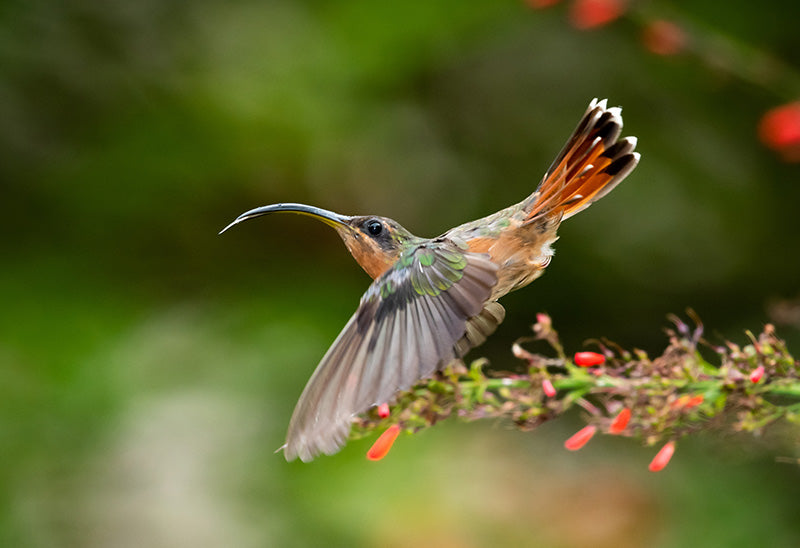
[569,0,626,29]
[759,102,800,162]
[377,403,391,418]
[642,20,687,56]
[542,378,557,397]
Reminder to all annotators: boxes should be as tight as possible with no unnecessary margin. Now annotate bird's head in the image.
[220,203,418,279]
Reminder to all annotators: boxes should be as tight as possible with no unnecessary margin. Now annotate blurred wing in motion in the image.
[283,242,499,462]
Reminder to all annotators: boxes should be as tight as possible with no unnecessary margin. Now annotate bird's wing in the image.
[284,242,499,462]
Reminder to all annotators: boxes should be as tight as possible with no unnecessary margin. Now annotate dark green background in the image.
[2,0,800,546]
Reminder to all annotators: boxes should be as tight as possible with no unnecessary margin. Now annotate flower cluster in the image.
[353,313,799,471]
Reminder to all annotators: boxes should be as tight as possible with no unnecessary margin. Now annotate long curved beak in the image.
[219,203,352,234]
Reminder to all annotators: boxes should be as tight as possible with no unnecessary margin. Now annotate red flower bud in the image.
[377,403,390,418]
[574,351,606,367]
[367,425,401,461]
[535,313,552,329]
[609,408,631,434]
[542,378,557,397]
[569,0,626,30]
[648,440,675,472]
[564,425,597,451]
[749,365,765,384]
[642,20,687,56]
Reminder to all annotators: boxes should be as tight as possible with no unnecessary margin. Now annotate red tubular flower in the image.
[574,351,606,367]
[367,425,401,461]
[671,394,704,410]
[377,403,391,418]
[542,378,557,397]
[686,395,704,408]
[648,441,676,472]
[609,408,631,434]
[569,0,626,30]
[671,395,689,409]
[564,425,597,451]
[642,20,687,56]
[759,102,800,162]
[749,365,765,384]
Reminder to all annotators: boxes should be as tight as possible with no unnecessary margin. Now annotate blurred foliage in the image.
[2,0,800,546]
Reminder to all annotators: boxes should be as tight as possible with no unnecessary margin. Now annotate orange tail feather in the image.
[524,98,639,223]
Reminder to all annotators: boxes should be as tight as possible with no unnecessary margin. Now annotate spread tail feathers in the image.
[524,98,640,223]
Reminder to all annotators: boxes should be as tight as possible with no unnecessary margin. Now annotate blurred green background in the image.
[2,0,800,546]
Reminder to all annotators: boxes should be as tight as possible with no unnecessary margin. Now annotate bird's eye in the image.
[366,220,383,236]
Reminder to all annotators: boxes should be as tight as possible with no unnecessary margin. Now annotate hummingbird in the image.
[221,98,639,462]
